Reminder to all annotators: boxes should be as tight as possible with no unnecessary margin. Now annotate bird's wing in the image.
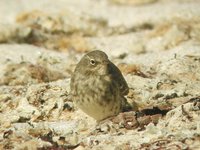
[108,61,129,95]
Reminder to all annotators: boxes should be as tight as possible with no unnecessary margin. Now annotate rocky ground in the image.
[0,0,200,149]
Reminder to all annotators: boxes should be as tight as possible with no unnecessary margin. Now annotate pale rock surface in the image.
[0,0,199,149]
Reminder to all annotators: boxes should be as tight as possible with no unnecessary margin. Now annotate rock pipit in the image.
[70,50,129,121]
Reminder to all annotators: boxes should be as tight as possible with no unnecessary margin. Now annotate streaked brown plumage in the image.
[70,50,129,121]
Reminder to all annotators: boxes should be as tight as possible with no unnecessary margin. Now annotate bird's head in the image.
[76,50,110,76]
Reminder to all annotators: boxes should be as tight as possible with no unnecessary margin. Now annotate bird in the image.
[70,50,129,121]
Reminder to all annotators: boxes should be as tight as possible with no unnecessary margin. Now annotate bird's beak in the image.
[102,60,109,65]
[98,60,109,75]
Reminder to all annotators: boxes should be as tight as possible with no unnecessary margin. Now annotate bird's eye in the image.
[90,59,96,65]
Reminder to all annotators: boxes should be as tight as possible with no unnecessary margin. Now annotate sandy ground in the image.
[0,0,200,149]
